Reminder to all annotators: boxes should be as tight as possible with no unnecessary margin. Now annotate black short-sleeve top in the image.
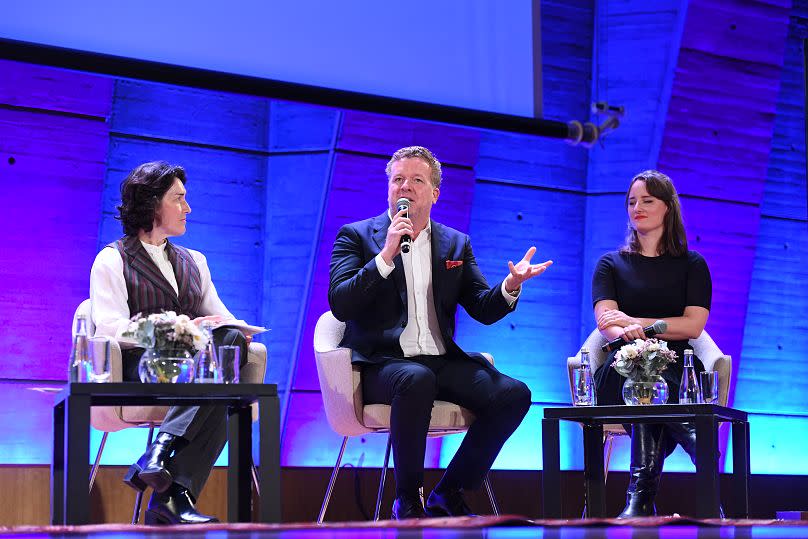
[592,250,712,318]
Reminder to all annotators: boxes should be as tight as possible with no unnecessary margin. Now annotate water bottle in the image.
[574,347,596,406]
[68,314,90,383]
[678,349,702,404]
[195,322,221,383]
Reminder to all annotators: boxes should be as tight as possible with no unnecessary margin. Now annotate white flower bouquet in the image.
[611,338,677,381]
[122,311,208,355]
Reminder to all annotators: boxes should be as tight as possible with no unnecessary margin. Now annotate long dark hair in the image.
[116,161,186,236]
[621,170,687,257]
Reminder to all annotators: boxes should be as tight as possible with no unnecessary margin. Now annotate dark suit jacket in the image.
[328,211,516,366]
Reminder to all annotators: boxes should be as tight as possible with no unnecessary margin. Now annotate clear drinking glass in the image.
[699,371,719,404]
[218,345,240,384]
[87,338,111,383]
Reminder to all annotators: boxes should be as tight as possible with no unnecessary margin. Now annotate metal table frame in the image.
[51,382,280,525]
[541,404,750,519]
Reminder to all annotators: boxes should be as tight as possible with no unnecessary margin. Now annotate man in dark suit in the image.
[328,146,552,519]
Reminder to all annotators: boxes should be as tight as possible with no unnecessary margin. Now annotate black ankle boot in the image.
[618,424,666,518]
[124,432,179,493]
[144,483,219,525]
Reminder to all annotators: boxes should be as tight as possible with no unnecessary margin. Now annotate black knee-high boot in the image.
[618,424,667,518]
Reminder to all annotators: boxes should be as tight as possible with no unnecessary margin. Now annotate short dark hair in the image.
[622,169,688,257]
[116,161,186,236]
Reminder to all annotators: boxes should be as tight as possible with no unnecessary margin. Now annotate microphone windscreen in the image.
[651,320,667,334]
[396,197,410,211]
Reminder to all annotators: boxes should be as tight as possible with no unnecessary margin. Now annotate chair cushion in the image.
[362,401,476,431]
[121,405,171,424]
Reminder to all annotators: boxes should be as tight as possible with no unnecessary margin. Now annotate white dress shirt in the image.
[89,240,235,339]
[374,216,518,357]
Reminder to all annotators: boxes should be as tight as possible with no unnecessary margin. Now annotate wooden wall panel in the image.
[585,0,687,192]
[459,182,586,403]
[339,111,481,168]
[263,100,340,412]
[110,79,269,150]
[736,0,808,421]
[0,64,112,381]
[0,59,113,117]
[737,218,808,414]
[658,0,791,407]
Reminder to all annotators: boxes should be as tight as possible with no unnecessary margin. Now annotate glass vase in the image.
[622,376,669,405]
[138,347,196,383]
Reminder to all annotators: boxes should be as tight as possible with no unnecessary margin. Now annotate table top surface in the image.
[53,382,278,405]
[544,403,747,422]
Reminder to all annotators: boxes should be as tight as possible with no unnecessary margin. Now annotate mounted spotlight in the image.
[566,101,626,148]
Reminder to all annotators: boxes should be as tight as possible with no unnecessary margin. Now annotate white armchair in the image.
[313,310,499,522]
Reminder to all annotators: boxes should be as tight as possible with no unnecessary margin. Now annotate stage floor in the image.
[4,516,808,539]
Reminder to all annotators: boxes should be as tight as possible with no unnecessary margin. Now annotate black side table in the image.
[51,382,280,525]
[541,404,750,519]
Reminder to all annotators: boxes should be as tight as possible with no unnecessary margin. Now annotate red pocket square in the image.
[446,260,464,270]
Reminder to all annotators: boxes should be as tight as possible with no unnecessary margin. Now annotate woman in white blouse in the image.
[90,161,245,525]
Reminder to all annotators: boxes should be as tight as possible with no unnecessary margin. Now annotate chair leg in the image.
[483,473,500,516]
[251,460,260,497]
[373,435,393,521]
[88,432,109,493]
[603,432,616,481]
[131,424,156,525]
[317,436,348,525]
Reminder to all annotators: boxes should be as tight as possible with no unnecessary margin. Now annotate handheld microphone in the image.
[395,197,411,254]
[601,320,668,353]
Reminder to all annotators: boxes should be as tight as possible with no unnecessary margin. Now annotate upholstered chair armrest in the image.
[314,346,371,436]
[577,329,609,372]
[689,330,732,406]
[711,355,732,407]
[242,342,267,384]
[88,337,132,432]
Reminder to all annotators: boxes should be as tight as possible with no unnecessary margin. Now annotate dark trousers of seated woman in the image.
[121,327,247,500]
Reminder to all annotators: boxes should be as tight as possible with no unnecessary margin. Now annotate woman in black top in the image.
[592,170,712,517]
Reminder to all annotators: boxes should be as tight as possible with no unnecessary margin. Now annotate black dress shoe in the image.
[425,488,476,517]
[144,484,219,525]
[124,432,178,493]
[391,494,426,520]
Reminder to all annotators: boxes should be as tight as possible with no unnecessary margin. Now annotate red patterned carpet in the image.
[3,516,808,538]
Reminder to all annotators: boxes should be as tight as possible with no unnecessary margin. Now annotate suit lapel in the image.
[122,236,181,307]
[372,211,407,307]
[430,220,450,297]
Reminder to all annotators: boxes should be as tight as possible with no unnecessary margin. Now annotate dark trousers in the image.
[362,353,531,498]
[122,327,248,499]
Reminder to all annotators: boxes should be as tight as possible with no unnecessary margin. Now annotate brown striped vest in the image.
[110,235,204,318]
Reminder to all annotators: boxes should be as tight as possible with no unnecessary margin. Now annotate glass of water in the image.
[699,371,719,404]
[218,345,241,384]
[87,338,111,383]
